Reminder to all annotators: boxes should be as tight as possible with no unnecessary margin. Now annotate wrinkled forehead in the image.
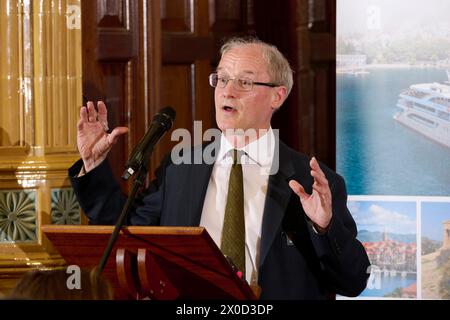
[217,45,269,78]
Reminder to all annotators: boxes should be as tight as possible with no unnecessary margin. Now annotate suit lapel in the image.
[259,141,295,268]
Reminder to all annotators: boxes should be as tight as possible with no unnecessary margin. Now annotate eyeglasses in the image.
[208,73,279,91]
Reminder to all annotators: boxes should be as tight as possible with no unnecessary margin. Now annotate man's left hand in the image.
[289,157,332,233]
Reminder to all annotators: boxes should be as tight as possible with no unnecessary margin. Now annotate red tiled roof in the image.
[402,283,417,295]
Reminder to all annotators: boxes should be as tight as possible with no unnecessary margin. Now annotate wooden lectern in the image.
[41,225,256,300]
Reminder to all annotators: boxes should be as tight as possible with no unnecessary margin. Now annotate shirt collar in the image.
[217,128,275,168]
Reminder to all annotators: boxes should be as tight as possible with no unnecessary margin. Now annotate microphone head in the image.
[155,106,176,129]
[159,106,176,121]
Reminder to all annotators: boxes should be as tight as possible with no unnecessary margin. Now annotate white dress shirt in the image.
[200,128,276,284]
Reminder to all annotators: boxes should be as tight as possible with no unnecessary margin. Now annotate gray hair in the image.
[220,37,294,96]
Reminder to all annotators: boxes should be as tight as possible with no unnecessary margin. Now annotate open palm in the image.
[77,101,128,172]
[289,157,332,231]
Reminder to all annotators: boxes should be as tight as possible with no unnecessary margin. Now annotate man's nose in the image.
[222,79,237,97]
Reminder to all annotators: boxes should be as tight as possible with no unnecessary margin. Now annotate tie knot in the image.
[231,149,244,165]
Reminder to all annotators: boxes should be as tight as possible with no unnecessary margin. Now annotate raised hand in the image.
[77,101,129,172]
[288,157,332,232]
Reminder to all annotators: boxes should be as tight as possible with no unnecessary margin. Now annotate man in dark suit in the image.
[70,37,370,299]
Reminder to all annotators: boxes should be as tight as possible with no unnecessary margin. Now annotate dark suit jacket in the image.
[69,140,370,299]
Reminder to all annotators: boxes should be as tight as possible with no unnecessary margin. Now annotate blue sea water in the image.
[336,68,450,196]
[361,274,416,298]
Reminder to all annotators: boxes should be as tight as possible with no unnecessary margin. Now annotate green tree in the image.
[385,287,403,298]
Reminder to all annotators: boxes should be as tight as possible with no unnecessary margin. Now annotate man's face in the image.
[214,45,286,134]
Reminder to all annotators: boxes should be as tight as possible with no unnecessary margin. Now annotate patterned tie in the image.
[221,149,245,278]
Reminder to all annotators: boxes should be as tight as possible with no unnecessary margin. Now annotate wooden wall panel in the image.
[96,0,126,27]
[161,0,192,32]
[159,0,215,170]
[209,0,255,51]
[157,65,193,161]
[254,0,336,168]
[82,0,129,190]
[81,0,161,190]
[159,0,254,165]
[309,0,336,169]
[209,0,242,31]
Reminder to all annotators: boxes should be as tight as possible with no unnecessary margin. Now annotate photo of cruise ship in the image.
[394,71,450,148]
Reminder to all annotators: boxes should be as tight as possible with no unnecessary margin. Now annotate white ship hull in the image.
[394,72,450,149]
[394,108,450,148]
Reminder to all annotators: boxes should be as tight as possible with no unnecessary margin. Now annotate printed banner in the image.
[336,0,450,299]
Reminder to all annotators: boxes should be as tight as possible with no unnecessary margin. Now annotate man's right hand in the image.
[77,101,129,173]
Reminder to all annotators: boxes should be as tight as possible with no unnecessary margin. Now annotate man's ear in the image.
[271,86,288,111]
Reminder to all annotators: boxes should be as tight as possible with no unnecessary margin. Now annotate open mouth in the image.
[223,105,236,112]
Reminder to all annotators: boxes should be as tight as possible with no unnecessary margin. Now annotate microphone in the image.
[96,107,175,277]
[122,106,176,180]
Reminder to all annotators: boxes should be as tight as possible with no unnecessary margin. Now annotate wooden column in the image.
[0,0,83,296]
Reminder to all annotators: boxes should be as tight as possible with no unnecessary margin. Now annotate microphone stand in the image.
[94,156,149,278]
[92,107,175,280]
